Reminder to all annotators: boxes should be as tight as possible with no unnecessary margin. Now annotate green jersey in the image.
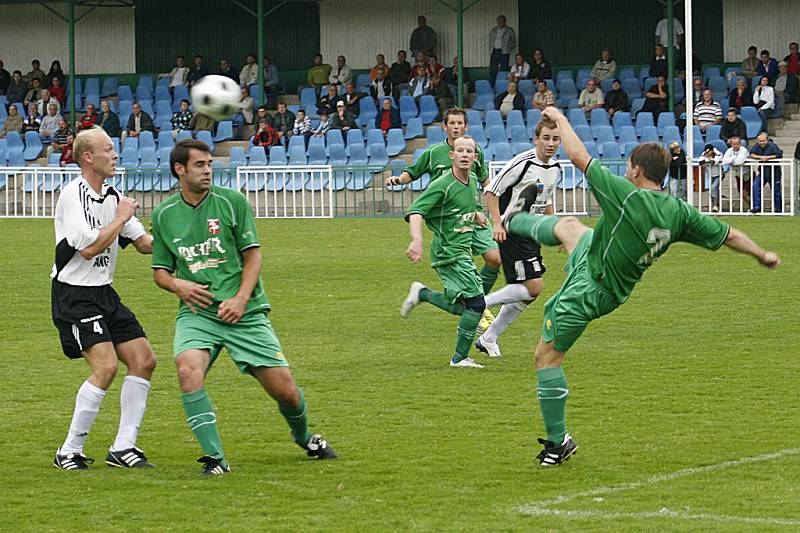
[151,186,270,317]
[585,159,730,304]
[405,169,485,267]
[404,140,489,183]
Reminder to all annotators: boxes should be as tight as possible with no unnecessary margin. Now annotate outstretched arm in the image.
[542,106,592,172]
[724,227,781,269]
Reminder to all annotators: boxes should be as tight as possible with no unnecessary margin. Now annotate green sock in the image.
[182,387,226,465]
[479,264,500,295]
[453,308,482,361]
[420,288,463,315]
[508,213,561,246]
[536,367,569,444]
[279,387,312,446]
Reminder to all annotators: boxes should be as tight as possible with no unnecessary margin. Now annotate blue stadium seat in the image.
[517,79,535,99]
[612,111,633,136]
[138,131,156,151]
[139,147,157,166]
[494,79,508,95]
[326,129,345,151]
[196,131,214,152]
[404,117,424,139]
[155,100,172,124]
[703,67,721,83]
[47,152,61,167]
[484,110,504,132]
[346,144,371,190]
[427,125,446,145]
[357,97,378,129]
[346,128,364,156]
[248,145,267,165]
[287,134,305,152]
[486,124,507,143]
[368,143,389,167]
[710,139,728,153]
[229,146,247,167]
[505,110,525,135]
[473,80,494,110]
[683,125,703,144]
[307,134,325,154]
[638,67,651,85]
[622,78,642,99]
[574,124,593,143]
[101,76,118,97]
[555,70,573,82]
[386,128,405,156]
[635,112,655,136]
[617,125,638,145]
[155,84,171,102]
[300,88,317,113]
[84,77,100,96]
[630,97,645,117]
[399,96,418,125]
[269,145,287,165]
[156,146,172,164]
[137,76,154,91]
[618,67,636,80]
[656,112,676,135]
[509,125,531,154]
[639,126,659,143]
[23,131,43,160]
[307,141,328,164]
[661,125,681,145]
[590,109,611,136]
[288,145,307,165]
[621,141,640,156]
[366,128,385,151]
[601,78,614,93]
[557,78,578,99]
[576,69,592,89]
[467,124,488,149]
[355,73,371,92]
[705,124,722,143]
[210,161,232,188]
[707,76,727,98]
[595,125,616,145]
[580,141,598,159]
[176,130,192,142]
[118,85,133,102]
[492,142,512,162]
[328,143,347,166]
[121,146,138,165]
[156,130,173,150]
[740,106,762,138]
[526,109,542,135]
[139,100,153,116]
[466,109,482,127]
[172,86,191,110]
[136,85,152,104]
[567,108,589,128]
[418,95,438,124]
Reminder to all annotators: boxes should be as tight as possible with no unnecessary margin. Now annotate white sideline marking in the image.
[520,507,800,527]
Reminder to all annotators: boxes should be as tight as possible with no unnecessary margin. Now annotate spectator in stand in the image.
[39,102,62,143]
[728,77,753,109]
[263,57,282,109]
[307,54,332,94]
[426,76,452,120]
[389,50,411,99]
[23,59,45,87]
[783,42,800,78]
[488,15,517,88]
[410,15,436,58]
[691,77,705,103]
[591,48,616,82]
[757,50,778,84]
[720,108,747,146]
[529,49,552,83]
[413,51,427,72]
[24,78,43,107]
[331,100,355,132]
[667,141,687,200]
[722,136,750,210]
[532,80,556,110]
[774,61,798,106]
[694,89,722,134]
[187,55,208,87]
[59,133,75,166]
[36,88,60,116]
[49,118,74,156]
[45,60,64,88]
[76,103,98,131]
[317,85,341,116]
[97,100,120,138]
[676,50,703,79]
[444,55,470,90]
[495,80,524,117]
[232,86,254,140]
[49,76,66,105]
[641,74,669,117]
[255,105,273,127]
[654,8,684,47]
[159,56,189,91]
[313,110,333,137]
[409,65,429,99]
[0,60,10,95]
[699,143,723,212]
[377,97,400,136]
[292,109,313,147]
[508,53,530,83]
[7,71,26,104]
[329,55,352,86]
[239,53,258,87]
[122,102,155,142]
[22,103,41,134]
[650,44,668,79]
[0,104,22,138]
[753,76,775,133]
[273,101,295,145]
[578,78,604,118]
[171,99,194,135]
[341,83,361,117]
[188,112,216,134]
[252,120,279,154]
[604,79,629,116]
[741,46,759,81]
[370,70,393,102]
[370,54,390,81]
[218,57,239,82]
[426,55,445,81]
[749,132,783,213]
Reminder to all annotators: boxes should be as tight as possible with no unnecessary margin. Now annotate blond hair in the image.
[73,126,106,165]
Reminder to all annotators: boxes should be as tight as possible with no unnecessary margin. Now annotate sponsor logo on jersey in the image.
[178,237,227,273]
[546,319,552,331]
[207,219,220,235]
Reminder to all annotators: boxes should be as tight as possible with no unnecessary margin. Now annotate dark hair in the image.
[246,52,256,58]
[257,105,267,112]
[444,106,467,125]
[32,59,40,65]
[534,117,558,138]
[398,50,407,56]
[761,49,770,56]
[791,42,799,48]
[314,54,322,60]
[170,139,211,178]
[748,45,757,53]
[180,99,190,105]
[13,70,22,76]
[430,55,438,61]
[220,57,229,63]
[194,54,203,60]
[176,55,185,60]
[728,107,739,114]
[629,142,670,184]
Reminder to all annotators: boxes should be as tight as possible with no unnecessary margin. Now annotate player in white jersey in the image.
[51,127,157,470]
[476,118,562,357]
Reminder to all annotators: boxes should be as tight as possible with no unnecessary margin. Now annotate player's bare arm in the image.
[217,247,261,325]
[153,268,215,313]
[79,197,139,260]
[484,192,506,243]
[386,171,413,187]
[406,214,424,262]
[132,234,154,254]
[724,227,781,269]
[542,107,591,172]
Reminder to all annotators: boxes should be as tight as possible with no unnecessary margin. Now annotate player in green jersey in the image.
[151,139,336,476]
[386,108,500,333]
[400,136,488,369]
[501,107,781,465]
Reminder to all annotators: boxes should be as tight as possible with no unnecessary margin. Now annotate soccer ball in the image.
[190,75,240,121]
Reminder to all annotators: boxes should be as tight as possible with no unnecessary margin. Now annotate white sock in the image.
[111,375,151,452]
[485,283,533,307]
[483,302,528,343]
[61,380,107,454]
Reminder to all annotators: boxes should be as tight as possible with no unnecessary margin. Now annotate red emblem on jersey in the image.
[207,219,220,235]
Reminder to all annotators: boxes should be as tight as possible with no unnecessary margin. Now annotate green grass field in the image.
[2,216,799,532]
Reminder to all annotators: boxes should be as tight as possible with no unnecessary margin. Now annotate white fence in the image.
[236,166,335,219]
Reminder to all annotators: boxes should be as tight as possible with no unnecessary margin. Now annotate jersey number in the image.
[92,321,103,335]
[639,228,671,265]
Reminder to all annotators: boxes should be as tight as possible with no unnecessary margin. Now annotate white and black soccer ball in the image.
[191,75,240,121]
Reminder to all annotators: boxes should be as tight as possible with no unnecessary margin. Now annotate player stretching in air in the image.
[400,136,488,368]
[504,107,780,465]
[387,107,499,333]
[476,118,562,358]
[151,139,336,476]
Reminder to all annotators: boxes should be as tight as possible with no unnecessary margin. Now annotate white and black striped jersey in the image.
[51,177,146,286]
[487,149,561,219]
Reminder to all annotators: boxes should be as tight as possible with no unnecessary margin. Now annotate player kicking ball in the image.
[387,108,500,334]
[476,118,562,358]
[503,106,780,465]
[151,139,336,476]
[401,136,489,368]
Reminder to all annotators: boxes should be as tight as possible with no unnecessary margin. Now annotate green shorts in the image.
[542,230,619,353]
[174,308,289,374]
[471,224,499,256]
[435,258,484,303]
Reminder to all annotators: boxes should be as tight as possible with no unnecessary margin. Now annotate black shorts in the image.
[499,233,546,284]
[51,280,146,359]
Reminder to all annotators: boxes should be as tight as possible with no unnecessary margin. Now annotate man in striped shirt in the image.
[693,89,722,134]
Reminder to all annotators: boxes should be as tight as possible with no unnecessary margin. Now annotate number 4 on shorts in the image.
[93,321,103,335]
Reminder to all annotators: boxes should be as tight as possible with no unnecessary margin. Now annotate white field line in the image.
[520,507,800,527]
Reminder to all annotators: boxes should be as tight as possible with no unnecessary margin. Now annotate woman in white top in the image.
[753,76,775,133]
